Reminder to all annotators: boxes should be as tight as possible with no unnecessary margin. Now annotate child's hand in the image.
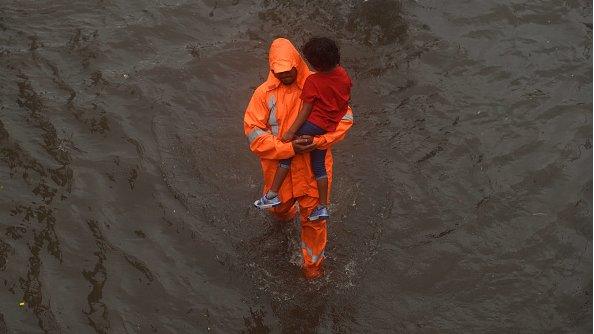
[281,131,295,142]
[296,135,313,145]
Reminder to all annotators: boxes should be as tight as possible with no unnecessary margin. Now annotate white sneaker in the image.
[254,194,281,209]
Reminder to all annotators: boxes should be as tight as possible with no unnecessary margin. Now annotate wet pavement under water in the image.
[0,0,592,333]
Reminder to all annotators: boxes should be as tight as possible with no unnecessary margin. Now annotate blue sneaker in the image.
[254,194,281,209]
[308,206,329,221]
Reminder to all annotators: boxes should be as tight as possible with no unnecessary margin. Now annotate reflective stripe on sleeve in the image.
[268,95,279,136]
[247,127,267,144]
[342,112,353,122]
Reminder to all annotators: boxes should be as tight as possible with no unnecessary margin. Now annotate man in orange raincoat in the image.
[244,38,353,278]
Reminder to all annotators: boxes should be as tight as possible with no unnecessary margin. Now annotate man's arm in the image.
[243,89,295,160]
[312,107,354,150]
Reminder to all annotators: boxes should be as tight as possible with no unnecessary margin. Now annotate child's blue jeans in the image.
[279,121,327,179]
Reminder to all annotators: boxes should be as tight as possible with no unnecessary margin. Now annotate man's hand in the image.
[292,135,316,154]
[281,131,295,143]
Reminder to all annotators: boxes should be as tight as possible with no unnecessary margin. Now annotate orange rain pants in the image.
[243,38,353,275]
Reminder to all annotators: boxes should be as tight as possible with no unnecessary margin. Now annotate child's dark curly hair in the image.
[302,37,340,72]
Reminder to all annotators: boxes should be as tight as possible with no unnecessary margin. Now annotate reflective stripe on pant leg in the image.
[301,241,325,264]
[298,196,327,268]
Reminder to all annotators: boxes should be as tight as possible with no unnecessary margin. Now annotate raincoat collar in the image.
[265,38,311,91]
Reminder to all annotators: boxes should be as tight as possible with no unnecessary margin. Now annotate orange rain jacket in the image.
[243,38,353,274]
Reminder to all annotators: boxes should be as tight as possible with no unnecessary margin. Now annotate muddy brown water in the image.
[0,0,592,333]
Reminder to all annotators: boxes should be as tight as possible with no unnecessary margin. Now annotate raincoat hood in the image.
[266,38,311,90]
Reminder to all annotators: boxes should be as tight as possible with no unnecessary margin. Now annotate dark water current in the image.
[0,0,592,333]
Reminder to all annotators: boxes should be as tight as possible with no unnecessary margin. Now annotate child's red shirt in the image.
[300,65,352,132]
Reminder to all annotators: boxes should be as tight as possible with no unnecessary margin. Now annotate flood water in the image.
[0,0,592,332]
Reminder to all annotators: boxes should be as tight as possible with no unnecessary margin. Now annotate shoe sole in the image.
[254,200,280,209]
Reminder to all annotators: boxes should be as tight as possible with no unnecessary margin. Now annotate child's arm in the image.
[281,102,312,142]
